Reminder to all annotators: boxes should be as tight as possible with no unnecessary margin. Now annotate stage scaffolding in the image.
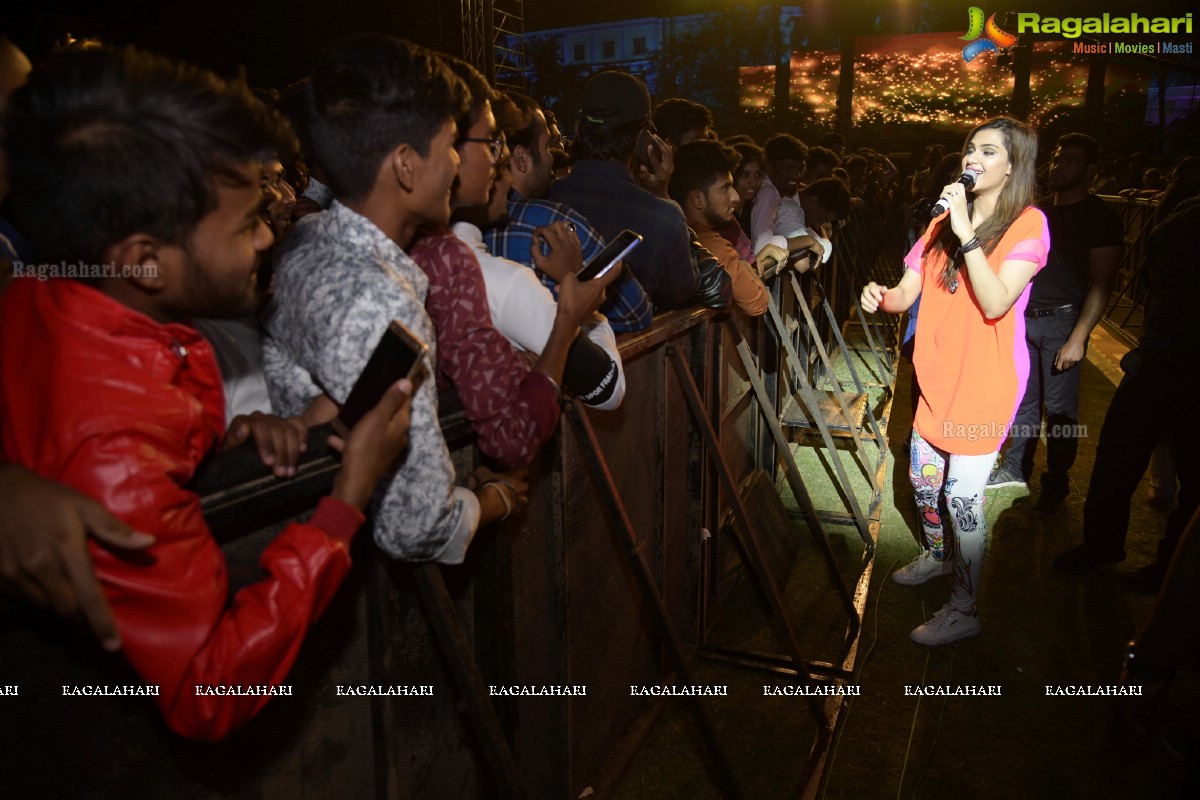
[461,0,528,92]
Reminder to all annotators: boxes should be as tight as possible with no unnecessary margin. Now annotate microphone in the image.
[930,170,980,218]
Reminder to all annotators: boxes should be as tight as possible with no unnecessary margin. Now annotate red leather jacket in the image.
[0,279,363,740]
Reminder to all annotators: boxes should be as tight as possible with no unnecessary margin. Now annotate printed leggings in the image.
[909,429,995,613]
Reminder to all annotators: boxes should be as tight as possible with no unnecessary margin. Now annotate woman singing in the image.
[861,117,1049,645]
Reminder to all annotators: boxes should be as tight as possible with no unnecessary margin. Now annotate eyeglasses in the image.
[459,133,506,162]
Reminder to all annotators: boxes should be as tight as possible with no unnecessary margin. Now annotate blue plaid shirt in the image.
[549,160,697,309]
[484,189,652,333]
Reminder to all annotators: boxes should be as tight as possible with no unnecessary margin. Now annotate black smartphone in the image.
[335,320,428,438]
[787,248,820,269]
[636,128,663,172]
[577,229,642,281]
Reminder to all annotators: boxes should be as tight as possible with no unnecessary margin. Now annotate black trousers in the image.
[1006,311,1083,489]
[1082,351,1200,561]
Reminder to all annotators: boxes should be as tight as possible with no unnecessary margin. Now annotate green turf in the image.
[616,331,1194,799]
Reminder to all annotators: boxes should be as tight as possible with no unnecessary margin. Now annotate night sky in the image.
[1,0,1196,87]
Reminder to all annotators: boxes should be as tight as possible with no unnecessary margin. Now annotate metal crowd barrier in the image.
[1101,195,1159,345]
[0,213,902,799]
[0,308,722,799]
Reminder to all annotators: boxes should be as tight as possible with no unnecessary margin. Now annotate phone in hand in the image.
[335,320,428,438]
[577,229,642,281]
[787,248,820,269]
[635,128,663,173]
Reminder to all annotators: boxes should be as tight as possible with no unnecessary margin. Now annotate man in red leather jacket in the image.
[0,46,412,740]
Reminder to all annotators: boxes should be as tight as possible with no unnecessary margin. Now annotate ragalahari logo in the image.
[961,7,1018,62]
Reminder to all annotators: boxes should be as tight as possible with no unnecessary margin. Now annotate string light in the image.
[739,34,1150,126]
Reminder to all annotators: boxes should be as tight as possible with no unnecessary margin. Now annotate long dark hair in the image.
[924,116,1038,289]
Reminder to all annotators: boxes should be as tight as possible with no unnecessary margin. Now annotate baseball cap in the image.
[580,70,651,128]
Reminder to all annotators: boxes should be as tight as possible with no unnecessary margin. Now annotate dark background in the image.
[3,0,1197,89]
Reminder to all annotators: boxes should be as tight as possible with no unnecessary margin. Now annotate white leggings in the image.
[909,429,996,613]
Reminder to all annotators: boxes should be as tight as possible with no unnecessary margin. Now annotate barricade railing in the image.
[1101,195,1158,345]
[1,217,904,797]
[1,308,725,799]
[832,209,903,385]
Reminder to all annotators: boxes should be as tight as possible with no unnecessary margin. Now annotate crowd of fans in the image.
[0,32,871,740]
[0,27,1196,764]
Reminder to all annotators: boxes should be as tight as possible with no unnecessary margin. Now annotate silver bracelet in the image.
[482,480,514,520]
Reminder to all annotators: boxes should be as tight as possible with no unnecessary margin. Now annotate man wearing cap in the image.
[485,91,652,333]
[549,70,698,310]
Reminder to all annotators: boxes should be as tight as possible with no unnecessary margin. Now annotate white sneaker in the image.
[891,551,954,586]
[910,603,981,645]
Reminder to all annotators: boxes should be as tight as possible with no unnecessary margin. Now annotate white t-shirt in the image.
[452,222,625,411]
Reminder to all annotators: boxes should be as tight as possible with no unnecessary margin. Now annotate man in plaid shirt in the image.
[486,92,651,334]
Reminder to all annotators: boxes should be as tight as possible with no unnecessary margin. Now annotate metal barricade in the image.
[1101,195,1159,345]
[1,212,904,797]
[0,309,723,800]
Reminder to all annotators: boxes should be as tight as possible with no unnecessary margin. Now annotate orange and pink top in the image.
[906,206,1051,456]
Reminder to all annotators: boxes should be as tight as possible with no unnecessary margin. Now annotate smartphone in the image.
[787,248,820,269]
[577,229,642,281]
[335,320,428,437]
[635,128,663,172]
